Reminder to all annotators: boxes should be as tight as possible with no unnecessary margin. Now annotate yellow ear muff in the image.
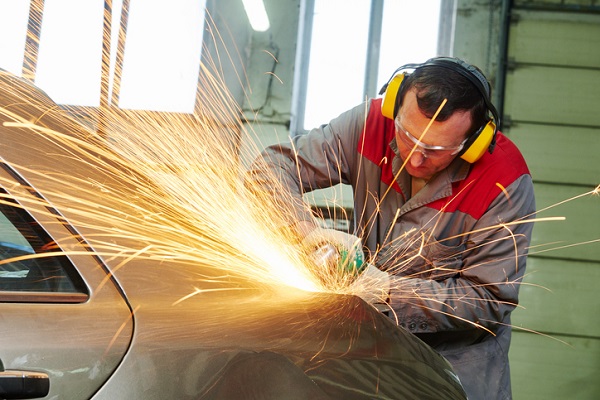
[381,73,405,120]
[460,120,496,163]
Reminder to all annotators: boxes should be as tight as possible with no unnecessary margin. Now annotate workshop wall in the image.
[239,1,600,398]
[500,2,600,399]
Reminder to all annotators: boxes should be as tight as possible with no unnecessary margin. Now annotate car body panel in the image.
[87,256,464,399]
[0,166,134,399]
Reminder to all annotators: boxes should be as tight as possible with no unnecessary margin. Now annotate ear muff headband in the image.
[430,58,500,162]
[378,62,423,118]
[379,57,500,163]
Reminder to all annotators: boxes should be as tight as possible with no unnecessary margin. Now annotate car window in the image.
[0,193,87,297]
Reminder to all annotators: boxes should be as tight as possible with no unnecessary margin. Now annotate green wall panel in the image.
[530,183,600,261]
[508,13,600,68]
[510,332,600,400]
[505,6,600,400]
[506,123,599,186]
[512,257,600,337]
[504,66,600,126]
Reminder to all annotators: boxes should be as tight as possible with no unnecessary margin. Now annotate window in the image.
[292,0,450,133]
[0,193,87,297]
[34,0,106,107]
[302,0,371,130]
[0,1,30,76]
[116,0,206,112]
[0,0,206,112]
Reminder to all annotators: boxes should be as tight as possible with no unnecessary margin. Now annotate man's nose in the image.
[410,151,427,167]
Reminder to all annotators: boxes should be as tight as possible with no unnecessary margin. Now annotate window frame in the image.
[290,0,456,136]
[0,164,89,303]
[17,0,214,117]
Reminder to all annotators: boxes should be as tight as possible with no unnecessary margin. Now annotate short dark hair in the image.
[397,65,490,136]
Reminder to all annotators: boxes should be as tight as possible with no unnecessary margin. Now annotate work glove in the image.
[350,264,391,305]
[301,228,365,280]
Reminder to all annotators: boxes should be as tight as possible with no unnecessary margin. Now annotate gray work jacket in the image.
[250,98,536,399]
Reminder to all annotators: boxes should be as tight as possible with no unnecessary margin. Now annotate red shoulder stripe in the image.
[358,99,404,195]
[427,133,531,219]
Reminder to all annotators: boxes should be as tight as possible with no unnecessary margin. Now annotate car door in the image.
[0,165,134,399]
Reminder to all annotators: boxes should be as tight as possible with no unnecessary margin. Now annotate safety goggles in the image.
[394,118,468,159]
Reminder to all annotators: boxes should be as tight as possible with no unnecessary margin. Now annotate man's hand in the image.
[301,228,365,276]
[350,264,391,305]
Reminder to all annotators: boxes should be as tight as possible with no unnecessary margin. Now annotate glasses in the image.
[394,118,468,159]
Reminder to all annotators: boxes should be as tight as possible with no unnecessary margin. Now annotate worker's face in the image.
[395,89,472,180]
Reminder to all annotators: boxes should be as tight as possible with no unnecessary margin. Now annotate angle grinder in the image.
[309,241,366,279]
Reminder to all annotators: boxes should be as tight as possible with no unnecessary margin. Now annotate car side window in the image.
[0,195,87,296]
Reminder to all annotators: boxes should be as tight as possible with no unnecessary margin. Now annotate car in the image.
[0,69,466,399]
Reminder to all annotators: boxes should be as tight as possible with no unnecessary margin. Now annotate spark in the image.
[3,71,597,332]
[262,49,279,62]
[264,71,284,85]
[535,185,600,215]
[172,286,251,306]
[0,67,324,297]
[495,182,511,204]
[0,7,598,342]
[379,98,447,204]
[103,304,140,359]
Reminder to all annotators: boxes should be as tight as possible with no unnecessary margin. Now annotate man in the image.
[248,57,535,399]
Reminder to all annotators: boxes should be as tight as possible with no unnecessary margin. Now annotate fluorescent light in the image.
[241,0,270,32]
